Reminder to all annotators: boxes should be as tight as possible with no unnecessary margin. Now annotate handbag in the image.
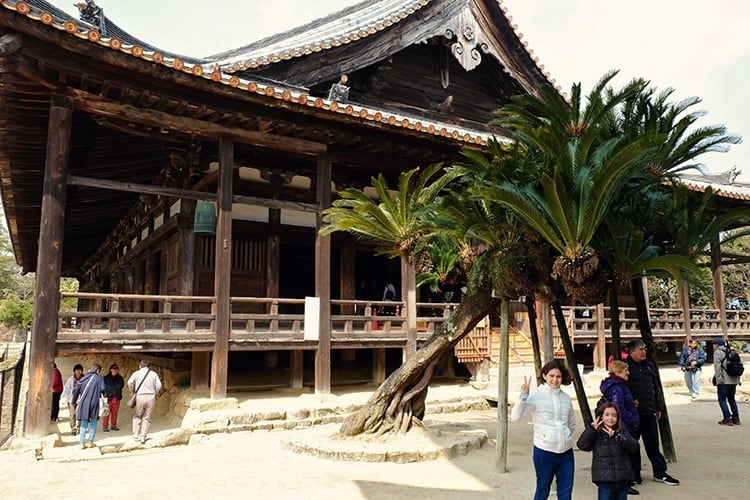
[127,370,150,408]
[99,395,110,417]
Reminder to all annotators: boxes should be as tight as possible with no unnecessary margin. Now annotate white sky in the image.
[50,0,750,179]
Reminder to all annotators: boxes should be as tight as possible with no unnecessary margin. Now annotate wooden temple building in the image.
[0,0,562,436]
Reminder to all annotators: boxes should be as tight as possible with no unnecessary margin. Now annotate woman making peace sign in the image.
[510,359,577,500]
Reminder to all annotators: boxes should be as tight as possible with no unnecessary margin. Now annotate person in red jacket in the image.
[51,363,64,422]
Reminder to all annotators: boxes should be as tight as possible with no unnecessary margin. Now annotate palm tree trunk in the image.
[495,297,510,472]
[631,277,677,462]
[526,295,543,384]
[551,300,592,424]
[339,289,497,436]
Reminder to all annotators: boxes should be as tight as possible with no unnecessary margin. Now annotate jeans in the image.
[683,368,701,395]
[717,384,739,419]
[629,413,667,479]
[532,446,574,500]
[79,418,98,445]
[597,481,630,500]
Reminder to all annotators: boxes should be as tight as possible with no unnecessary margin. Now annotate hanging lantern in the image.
[193,200,217,235]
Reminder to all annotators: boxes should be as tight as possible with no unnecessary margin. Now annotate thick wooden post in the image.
[594,303,606,370]
[340,240,356,315]
[402,258,417,358]
[191,352,211,390]
[314,152,332,394]
[290,350,304,389]
[266,208,280,302]
[25,97,72,438]
[210,137,233,399]
[711,239,728,339]
[372,348,386,384]
[538,297,554,362]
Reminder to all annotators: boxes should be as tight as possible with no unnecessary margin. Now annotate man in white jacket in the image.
[127,360,162,444]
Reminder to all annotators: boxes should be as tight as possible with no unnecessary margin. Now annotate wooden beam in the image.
[210,137,233,399]
[314,153,332,394]
[70,89,327,155]
[25,96,72,438]
[68,174,216,201]
[67,174,317,212]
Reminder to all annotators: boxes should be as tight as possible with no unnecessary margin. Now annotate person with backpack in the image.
[711,338,742,426]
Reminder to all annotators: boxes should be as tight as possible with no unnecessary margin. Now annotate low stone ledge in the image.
[281,421,487,463]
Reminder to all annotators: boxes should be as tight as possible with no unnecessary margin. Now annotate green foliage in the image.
[0,297,32,330]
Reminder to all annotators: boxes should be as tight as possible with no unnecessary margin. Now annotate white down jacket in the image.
[510,383,576,453]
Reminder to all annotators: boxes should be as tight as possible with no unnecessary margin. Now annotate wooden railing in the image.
[58,293,750,350]
[57,293,455,342]
[559,306,750,343]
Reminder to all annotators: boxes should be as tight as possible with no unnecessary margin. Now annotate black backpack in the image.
[723,345,745,377]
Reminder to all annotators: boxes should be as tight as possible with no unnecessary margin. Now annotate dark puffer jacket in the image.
[626,356,664,416]
[599,376,639,433]
[577,425,638,483]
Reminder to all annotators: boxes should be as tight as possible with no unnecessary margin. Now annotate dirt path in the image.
[2,380,747,499]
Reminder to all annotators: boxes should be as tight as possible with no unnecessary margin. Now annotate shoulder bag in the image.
[127,370,150,408]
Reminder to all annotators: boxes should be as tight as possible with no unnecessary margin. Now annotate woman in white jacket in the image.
[511,359,577,500]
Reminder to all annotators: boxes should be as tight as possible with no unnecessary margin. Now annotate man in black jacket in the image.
[626,339,680,488]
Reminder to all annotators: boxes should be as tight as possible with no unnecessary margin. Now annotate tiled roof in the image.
[1,0,500,147]
[210,0,431,73]
[676,171,750,202]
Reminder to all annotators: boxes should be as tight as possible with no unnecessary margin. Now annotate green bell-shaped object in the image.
[193,200,217,235]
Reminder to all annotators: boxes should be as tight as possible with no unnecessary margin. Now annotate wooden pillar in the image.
[314,152,332,394]
[178,199,196,303]
[340,240,356,314]
[594,303,606,370]
[372,348,386,384]
[711,239,729,339]
[191,352,211,390]
[210,137,233,399]
[290,350,304,389]
[402,258,417,359]
[538,297,554,362]
[25,96,72,438]
[266,208,280,301]
[144,252,157,312]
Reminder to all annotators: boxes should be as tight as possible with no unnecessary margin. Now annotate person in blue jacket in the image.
[72,363,106,449]
[678,338,706,399]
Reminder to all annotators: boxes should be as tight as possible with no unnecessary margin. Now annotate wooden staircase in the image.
[455,319,537,369]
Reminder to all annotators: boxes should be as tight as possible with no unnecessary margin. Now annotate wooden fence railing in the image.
[58,293,750,348]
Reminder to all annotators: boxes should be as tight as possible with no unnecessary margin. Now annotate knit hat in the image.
[711,338,726,346]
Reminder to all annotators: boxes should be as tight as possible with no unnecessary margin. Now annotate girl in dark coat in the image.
[72,364,106,449]
[577,402,639,500]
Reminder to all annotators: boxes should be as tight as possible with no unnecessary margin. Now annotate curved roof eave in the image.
[1,0,506,148]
